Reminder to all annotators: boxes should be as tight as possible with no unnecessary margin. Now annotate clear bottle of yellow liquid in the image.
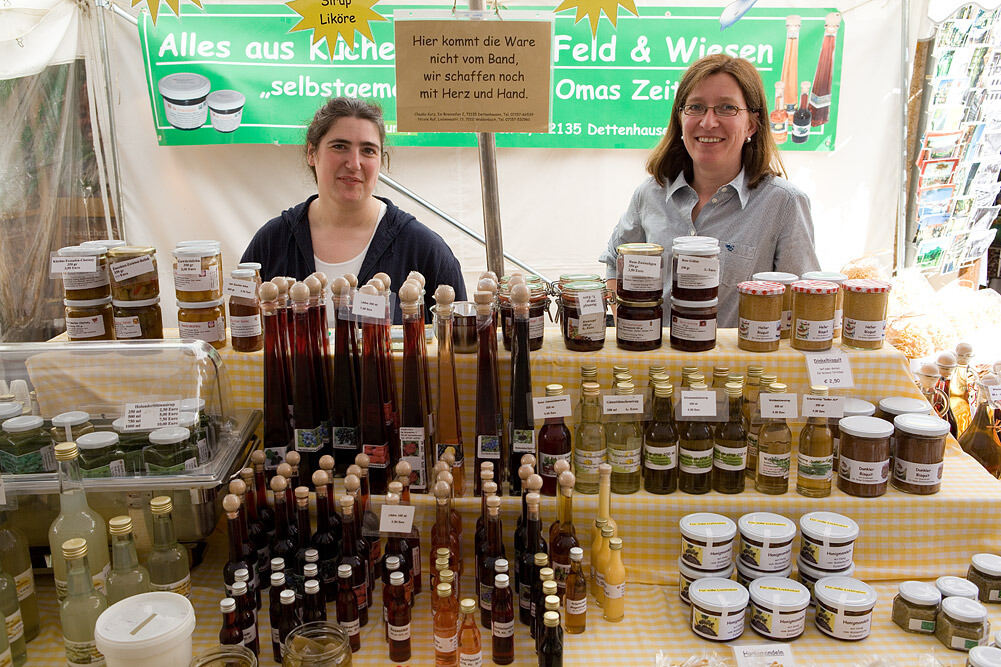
[755,382,791,495]
[589,517,607,589]
[593,525,613,608]
[797,385,834,497]
[602,537,625,622]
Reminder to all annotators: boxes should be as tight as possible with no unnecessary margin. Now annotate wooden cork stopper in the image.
[251,450,265,465]
[223,494,240,514]
[483,481,498,495]
[518,464,533,481]
[355,453,370,469]
[344,273,358,288]
[295,486,309,501]
[558,470,575,489]
[239,468,254,484]
[272,276,289,293]
[285,451,300,467]
[228,478,246,496]
[374,272,391,291]
[358,284,378,297]
[476,278,498,295]
[434,285,455,312]
[346,464,362,478]
[388,481,403,495]
[474,290,494,306]
[554,459,571,475]
[331,276,350,298]
[385,492,399,505]
[526,492,540,508]
[258,281,279,302]
[367,277,385,293]
[270,475,287,492]
[319,455,334,471]
[395,460,412,478]
[433,461,449,476]
[521,454,536,467]
[480,271,499,283]
[526,474,543,492]
[290,281,310,303]
[441,448,456,465]
[486,495,500,509]
[399,282,420,314]
[277,463,292,479]
[407,271,426,287]
[433,481,451,499]
[311,271,328,289]
[438,471,454,487]
[344,474,360,492]
[304,275,322,297]
[598,462,612,476]
[511,283,530,307]
[339,495,354,511]
[312,470,328,488]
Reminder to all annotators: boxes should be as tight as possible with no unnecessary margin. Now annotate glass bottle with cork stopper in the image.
[797,385,835,497]
[472,289,503,495]
[539,384,572,496]
[434,284,466,496]
[756,383,792,494]
[508,282,535,496]
[550,470,580,601]
[712,382,747,493]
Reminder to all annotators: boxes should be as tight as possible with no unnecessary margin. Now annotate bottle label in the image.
[815,605,871,642]
[491,619,515,638]
[604,580,625,599]
[671,314,716,342]
[66,315,107,339]
[363,442,390,467]
[353,582,367,610]
[113,316,143,339]
[893,458,943,486]
[809,92,832,109]
[295,426,323,453]
[607,444,641,473]
[388,623,411,641]
[713,444,747,471]
[0,648,11,667]
[13,568,34,602]
[839,455,889,485]
[540,450,572,478]
[5,609,22,643]
[479,581,493,610]
[566,595,587,615]
[771,118,787,134]
[178,317,225,343]
[333,426,359,450]
[459,651,483,667]
[750,602,805,639]
[0,449,47,475]
[271,627,280,644]
[621,255,662,291]
[82,459,128,479]
[63,270,110,290]
[567,314,606,340]
[675,254,720,289]
[738,317,781,343]
[794,318,833,342]
[843,318,885,342]
[241,623,257,646]
[519,582,532,610]
[616,317,660,342]
[643,443,677,470]
[575,447,606,474]
[434,633,458,652]
[64,637,105,666]
[758,451,791,479]
[230,314,263,338]
[151,574,191,598]
[174,268,219,291]
[511,429,536,454]
[529,315,545,339]
[111,254,155,282]
[798,452,834,481]
[747,430,759,459]
[679,447,712,474]
[341,617,360,635]
[792,122,810,139]
[476,434,501,460]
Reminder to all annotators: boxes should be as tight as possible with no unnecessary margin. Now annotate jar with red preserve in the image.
[558,280,607,352]
[669,298,717,352]
[615,298,662,351]
[671,238,720,301]
[616,243,664,301]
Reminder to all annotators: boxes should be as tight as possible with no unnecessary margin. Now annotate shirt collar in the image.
[666,169,751,210]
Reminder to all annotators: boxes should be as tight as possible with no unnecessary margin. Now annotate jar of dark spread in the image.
[669,298,717,352]
[616,243,664,302]
[892,413,949,495]
[113,297,164,340]
[615,298,662,351]
[836,416,893,497]
[558,280,607,352]
[671,238,720,301]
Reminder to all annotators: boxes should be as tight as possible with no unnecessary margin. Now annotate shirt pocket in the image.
[721,242,757,287]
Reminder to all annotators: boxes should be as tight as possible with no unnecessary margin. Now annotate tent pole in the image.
[94,0,128,241]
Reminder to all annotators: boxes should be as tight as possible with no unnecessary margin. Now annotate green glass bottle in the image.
[643,383,678,494]
[59,538,107,666]
[0,568,26,665]
[712,383,747,494]
[0,603,13,667]
[147,496,191,597]
[573,382,605,495]
[605,382,642,494]
[0,511,38,641]
[678,383,714,495]
[106,516,151,605]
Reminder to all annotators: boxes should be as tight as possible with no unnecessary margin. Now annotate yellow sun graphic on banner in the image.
[553,0,637,36]
[134,0,202,24]
[287,0,387,57]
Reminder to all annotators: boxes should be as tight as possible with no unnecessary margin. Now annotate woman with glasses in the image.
[599,54,819,327]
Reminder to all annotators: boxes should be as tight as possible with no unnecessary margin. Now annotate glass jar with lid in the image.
[76,432,127,478]
[615,298,662,351]
[191,644,257,667]
[107,246,159,301]
[893,580,941,634]
[938,576,981,601]
[798,511,859,572]
[687,578,748,642]
[892,413,949,495]
[968,554,1001,604]
[0,416,53,474]
[737,281,784,352]
[876,396,932,422]
[558,280,607,352]
[64,297,114,341]
[969,646,1001,667]
[616,243,664,302]
[236,262,262,283]
[748,576,810,641]
[0,403,21,427]
[58,246,111,300]
[144,426,198,475]
[49,411,94,444]
[180,397,215,455]
[227,268,263,353]
[841,279,891,350]
[283,621,352,666]
[801,271,847,337]
[936,596,990,651]
[177,299,227,349]
[176,239,224,287]
[813,576,878,641]
[669,298,717,352]
[112,297,164,340]
[172,245,222,302]
[836,416,893,497]
[790,280,838,351]
[671,238,720,301]
[830,398,875,469]
[177,411,210,464]
[112,418,151,475]
[753,272,798,339]
[498,278,549,351]
[81,240,126,251]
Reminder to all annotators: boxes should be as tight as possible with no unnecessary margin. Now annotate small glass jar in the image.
[748,577,810,641]
[107,246,159,301]
[678,556,734,605]
[172,245,222,302]
[0,416,53,474]
[237,261,263,283]
[76,431,127,478]
[680,512,736,571]
[616,242,664,301]
[191,644,258,667]
[790,280,838,351]
[798,511,859,572]
[112,417,151,475]
[615,298,663,351]
[177,411,210,464]
[558,280,607,352]
[688,578,748,642]
[936,596,990,652]
[228,268,263,353]
[64,297,114,341]
[753,272,798,339]
[893,580,941,634]
[830,398,875,469]
[737,512,796,572]
[499,279,549,351]
[671,238,720,301]
[180,397,214,456]
[669,297,717,352]
[737,281,784,352]
[178,298,227,349]
[876,396,933,422]
[283,621,352,666]
[796,557,855,602]
[737,559,792,589]
[813,576,877,641]
[939,576,982,601]
[0,403,21,426]
[836,416,893,497]
[802,271,847,337]
[969,646,1001,667]
[144,426,197,475]
[841,279,891,350]
[58,246,111,300]
[892,413,949,494]
[450,301,477,354]
[50,411,94,444]
[112,297,164,340]
[968,554,1001,604]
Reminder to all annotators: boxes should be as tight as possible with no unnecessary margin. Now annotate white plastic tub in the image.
[95,592,196,667]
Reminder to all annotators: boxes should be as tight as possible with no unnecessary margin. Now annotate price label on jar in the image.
[577,290,605,316]
[680,390,715,417]
[224,277,258,300]
[622,255,661,290]
[803,351,855,388]
[175,258,202,275]
[675,255,720,288]
[50,255,98,275]
[602,394,644,415]
[760,394,798,418]
[532,395,572,419]
[379,504,416,534]
[124,400,181,431]
[352,293,388,321]
[802,395,844,418]
[110,255,155,282]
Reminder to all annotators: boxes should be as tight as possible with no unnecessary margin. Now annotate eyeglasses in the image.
[681,103,755,117]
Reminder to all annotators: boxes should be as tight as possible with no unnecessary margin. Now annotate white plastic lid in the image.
[893,413,950,437]
[677,556,734,579]
[148,426,191,445]
[941,595,988,623]
[897,580,941,606]
[671,297,719,308]
[802,271,847,284]
[688,578,748,613]
[813,576,877,612]
[969,646,1001,667]
[672,242,719,256]
[680,513,737,543]
[156,73,211,101]
[749,577,810,612]
[1,415,43,433]
[738,512,796,544]
[176,240,222,249]
[52,411,90,428]
[878,396,932,417]
[180,398,206,413]
[207,89,246,111]
[81,240,126,249]
[173,246,218,259]
[836,415,893,439]
[177,299,223,309]
[972,553,1001,578]
[238,262,262,271]
[77,431,120,450]
[799,512,860,544]
[113,297,160,308]
[796,557,855,580]
[176,412,198,429]
[843,398,876,417]
[65,297,113,307]
[737,558,792,579]
[673,235,718,247]
[0,403,22,420]
[937,575,980,600]
[59,245,105,257]
[95,592,196,658]
[230,269,256,282]
[752,271,798,284]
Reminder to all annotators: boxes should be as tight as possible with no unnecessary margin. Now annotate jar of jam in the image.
[237,262,262,282]
[64,297,114,341]
[841,279,891,350]
[107,246,159,301]
[113,297,164,340]
[737,281,784,352]
[173,245,222,302]
[227,268,263,353]
[499,280,549,351]
[177,298,227,349]
[616,243,664,301]
[790,280,838,351]
[836,415,893,497]
[669,298,717,352]
[830,398,876,469]
[802,271,847,337]
[58,246,111,300]
[615,298,663,351]
[753,272,798,339]
[0,416,52,474]
[671,238,720,301]
[892,413,949,495]
[50,411,94,444]
[559,280,607,352]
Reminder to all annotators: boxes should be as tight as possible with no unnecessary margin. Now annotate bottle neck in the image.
[227,516,243,562]
[598,475,610,521]
[152,513,176,551]
[315,494,330,532]
[341,514,357,556]
[727,396,741,422]
[654,395,675,421]
[111,533,140,570]
[274,499,290,538]
[66,554,94,597]
[57,457,87,509]
[558,491,573,530]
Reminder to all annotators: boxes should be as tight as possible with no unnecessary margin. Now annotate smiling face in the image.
[680,72,757,181]
[307,116,383,207]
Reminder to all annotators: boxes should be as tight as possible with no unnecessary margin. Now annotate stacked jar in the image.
[796,511,859,601]
[790,280,839,351]
[498,274,549,351]
[614,243,664,351]
[669,237,719,352]
[736,512,796,587]
[556,279,608,351]
[678,513,737,605]
[174,242,226,349]
[59,246,114,341]
[108,246,163,340]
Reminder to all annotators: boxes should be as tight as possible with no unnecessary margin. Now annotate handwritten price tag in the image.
[760,394,798,419]
[50,256,97,275]
[681,390,716,417]
[803,351,855,389]
[352,293,387,320]
[379,504,416,534]
[224,277,258,300]
[576,291,605,316]
[532,395,572,419]
[123,401,181,431]
[602,394,644,415]
[802,395,844,418]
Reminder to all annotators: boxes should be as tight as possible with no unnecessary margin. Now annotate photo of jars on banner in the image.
[670,237,719,352]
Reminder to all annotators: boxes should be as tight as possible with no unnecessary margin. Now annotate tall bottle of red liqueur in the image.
[372,273,399,427]
[808,12,842,126]
[289,282,322,480]
[259,283,292,471]
[518,491,547,625]
[512,457,536,566]
[398,281,432,493]
[474,478,497,600]
[271,277,295,423]
[329,277,360,476]
[379,491,414,605]
[249,451,275,538]
[267,476,296,586]
[406,271,436,449]
[239,468,270,577]
[318,455,337,514]
[368,276,400,477]
[434,285,466,496]
[436,467,463,577]
[357,283,392,494]
[476,275,502,455]
[305,274,333,472]
[276,463,298,541]
[539,384,572,497]
[310,469,341,601]
[229,478,263,604]
[479,495,505,629]
[474,289,503,495]
[291,487,314,595]
[508,282,535,496]
[337,495,369,627]
[388,479,421,595]
[344,472,376,605]
[343,273,363,398]
[221,494,253,600]
[549,470,580,601]
[352,455,382,575]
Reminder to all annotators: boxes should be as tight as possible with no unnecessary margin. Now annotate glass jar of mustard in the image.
[58,246,111,300]
[813,576,878,641]
[937,596,990,651]
[939,576,982,601]
[615,298,663,351]
[969,554,1001,604]
[498,279,549,351]
[802,271,847,337]
[753,272,798,339]
[893,580,941,634]
[173,246,222,302]
[737,281,784,352]
[790,280,838,351]
[0,416,53,474]
[841,279,891,350]
[50,411,94,444]
[177,298,227,349]
[112,297,163,340]
[669,297,717,352]
[558,280,607,352]
[144,426,198,475]
[64,297,114,341]
[107,246,159,301]
[892,413,949,495]
[227,268,263,353]
[836,416,893,497]
[671,238,720,301]
[76,431,127,478]
[616,242,664,301]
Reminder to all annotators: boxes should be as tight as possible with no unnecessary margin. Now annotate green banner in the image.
[139,4,842,149]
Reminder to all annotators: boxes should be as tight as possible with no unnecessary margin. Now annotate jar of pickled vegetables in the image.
[112,298,164,340]
[107,246,159,301]
[144,426,198,475]
[177,299,226,349]
[58,246,110,300]
[76,432,127,478]
[112,417,152,475]
[64,297,114,341]
[49,411,94,444]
